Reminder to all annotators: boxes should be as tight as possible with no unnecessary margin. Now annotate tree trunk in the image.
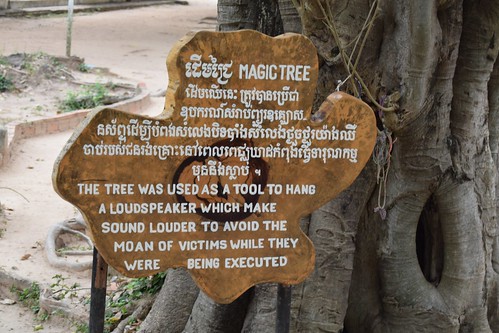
[138,269,198,332]
[138,1,499,332]
[217,0,283,36]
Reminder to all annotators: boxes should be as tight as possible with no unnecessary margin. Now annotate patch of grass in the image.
[59,83,109,112]
[0,74,13,92]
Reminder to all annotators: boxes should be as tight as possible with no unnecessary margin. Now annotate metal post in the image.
[276,284,292,333]
[89,247,108,333]
[66,0,74,57]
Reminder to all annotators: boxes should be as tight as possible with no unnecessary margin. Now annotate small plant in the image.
[78,63,90,73]
[0,203,5,238]
[0,74,13,92]
[50,274,81,300]
[104,272,167,332]
[51,57,62,68]
[72,322,89,333]
[60,83,109,112]
[20,52,48,73]
[125,272,166,296]
[33,323,44,331]
[56,244,92,254]
[11,282,41,314]
[37,312,50,322]
[0,56,8,66]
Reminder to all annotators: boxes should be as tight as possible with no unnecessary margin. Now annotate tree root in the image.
[39,287,88,323]
[45,214,93,271]
[111,297,155,333]
[138,268,199,332]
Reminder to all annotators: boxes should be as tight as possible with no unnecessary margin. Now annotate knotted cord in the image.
[372,128,395,220]
[292,0,396,111]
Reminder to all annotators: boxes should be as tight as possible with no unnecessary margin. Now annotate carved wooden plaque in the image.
[53,30,377,304]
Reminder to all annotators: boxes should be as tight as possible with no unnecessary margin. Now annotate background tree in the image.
[138,0,499,331]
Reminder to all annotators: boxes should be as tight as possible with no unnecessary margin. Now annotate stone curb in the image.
[0,0,185,17]
[0,267,34,292]
[0,83,151,167]
[0,267,88,324]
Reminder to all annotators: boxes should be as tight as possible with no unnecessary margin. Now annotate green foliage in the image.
[11,282,41,314]
[107,273,166,311]
[59,83,109,112]
[20,52,48,73]
[0,203,5,238]
[72,322,89,333]
[56,244,92,254]
[50,274,80,300]
[51,57,62,68]
[37,312,50,322]
[78,63,90,73]
[11,274,84,328]
[0,74,13,92]
[11,273,166,332]
[104,272,166,332]
[33,323,44,331]
[125,272,167,296]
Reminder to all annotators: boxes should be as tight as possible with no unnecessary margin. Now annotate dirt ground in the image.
[0,53,138,126]
[0,1,216,331]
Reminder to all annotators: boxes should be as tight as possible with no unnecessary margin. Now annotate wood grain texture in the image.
[53,30,377,304]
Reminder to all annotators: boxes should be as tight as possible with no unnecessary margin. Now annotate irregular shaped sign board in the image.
[53,30,377,304]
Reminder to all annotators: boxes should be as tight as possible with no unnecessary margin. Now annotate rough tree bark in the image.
[218,0,284,36]
[138,0,499,332]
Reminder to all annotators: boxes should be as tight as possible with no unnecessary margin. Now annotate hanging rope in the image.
[372,93,396,219]
[292,0,396,112]
[291,0,397,219]
[372,128,395,220]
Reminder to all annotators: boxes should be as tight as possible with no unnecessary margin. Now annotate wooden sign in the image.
[53,30,377,304]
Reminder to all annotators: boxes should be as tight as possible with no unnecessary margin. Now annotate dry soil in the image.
[0,1,216,331]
